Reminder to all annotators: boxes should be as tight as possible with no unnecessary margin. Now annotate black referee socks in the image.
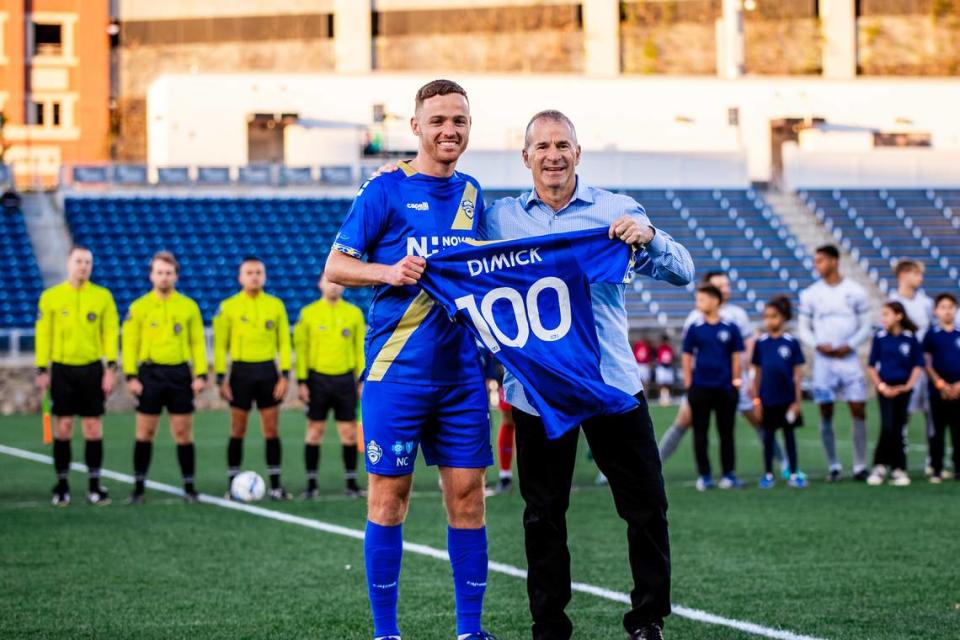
[85,439,103,492]
[305,444,320,491]
[265,437,282,490]
[53,438,71,490]
[133,440,152,493]
[177,443,196,493]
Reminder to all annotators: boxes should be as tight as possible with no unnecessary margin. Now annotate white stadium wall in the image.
[147,73,960,187]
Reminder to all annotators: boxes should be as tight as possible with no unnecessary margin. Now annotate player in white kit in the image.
[887,259,937,475]
[658,271,786,471]
[798,245,873,482]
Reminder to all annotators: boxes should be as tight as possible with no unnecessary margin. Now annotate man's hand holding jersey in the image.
[609,215,655,248]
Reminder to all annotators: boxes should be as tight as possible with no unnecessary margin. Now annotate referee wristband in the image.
[106,361,118,370]
[281,370,290,378]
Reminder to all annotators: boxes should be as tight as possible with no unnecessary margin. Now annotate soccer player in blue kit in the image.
[325,80,496,640]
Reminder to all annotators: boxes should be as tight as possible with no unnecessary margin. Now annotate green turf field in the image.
[1,403,957,639]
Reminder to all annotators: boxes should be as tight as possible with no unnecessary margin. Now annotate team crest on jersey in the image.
[367,440,382,465]
[461,199,475,220]
[718,330,730,343]
[899,343,911,357]
[265,320,275,330]
[778,345,791,359]
[87,312,97,322]
[173,322,183,334]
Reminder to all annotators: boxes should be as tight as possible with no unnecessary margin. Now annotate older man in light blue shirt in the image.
[481,110,693,640]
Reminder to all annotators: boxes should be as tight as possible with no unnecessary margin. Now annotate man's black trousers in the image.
[513,392,671,639]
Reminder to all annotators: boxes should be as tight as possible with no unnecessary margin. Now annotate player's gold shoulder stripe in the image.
[450,182,478,231]
[365,290,434,382]
[398,161,418,177]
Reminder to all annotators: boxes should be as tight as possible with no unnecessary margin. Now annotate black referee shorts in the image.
[50,362,105,418]
[137,363,194,415]
[305,371,357,422]
[229,361,281,411]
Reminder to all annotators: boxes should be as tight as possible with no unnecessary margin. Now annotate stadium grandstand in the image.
[2,2,959,640]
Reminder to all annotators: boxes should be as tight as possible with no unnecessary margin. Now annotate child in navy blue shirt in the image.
[921,293,960,482]
[866,301,924,486]
[683,284,745,491]
[750,296,806,489]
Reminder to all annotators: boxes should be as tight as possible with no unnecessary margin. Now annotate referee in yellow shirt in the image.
[122,251,208,504]
[35,247,119,506]
[294,272,365,498]
[213,257,292,500]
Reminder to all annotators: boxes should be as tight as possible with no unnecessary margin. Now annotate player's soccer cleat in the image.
[942,469,955,480]
[695,476,715,492]
[889,469,911,486]
[344,486,366,499]
[826,468,842,483]
[628,622,664,639]
[459,632,498,640]
[183,490,200,504]
[758,473,775,489]
[127,492,146,505]
[866,465,886,486]
[269,487,293,501]
[852,469,870,482]
[780,466,791,481]
[87,487,111,506]
[927,473,942,484]
[51,486,71,507]
[718,474,744,489]
[788,473,808,489]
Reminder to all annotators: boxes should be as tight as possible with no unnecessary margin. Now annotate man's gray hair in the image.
[524,110,578,149]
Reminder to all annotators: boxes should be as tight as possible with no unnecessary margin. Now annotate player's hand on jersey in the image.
[273,376,288,401]
[371,162,400,178]
[298,383,310,404]
[384,255,426,286]
[35,371,50,392]
[102,368,117,395]
[608,216,655,247]
[832,345,853,357]
[127,378,143,397]
[191,377,206,396]
[219,379,233,402]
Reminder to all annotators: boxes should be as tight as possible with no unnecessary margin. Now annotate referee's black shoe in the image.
[87,487,111,506]
[628,623,664,640]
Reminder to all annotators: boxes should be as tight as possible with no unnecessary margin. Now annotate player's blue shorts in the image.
[361,380,493,476]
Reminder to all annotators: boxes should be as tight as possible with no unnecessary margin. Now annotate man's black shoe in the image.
[628,623,664,640]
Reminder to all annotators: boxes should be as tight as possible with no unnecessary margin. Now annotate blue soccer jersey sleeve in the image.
[419,227,639,439]
[333,178,389,259]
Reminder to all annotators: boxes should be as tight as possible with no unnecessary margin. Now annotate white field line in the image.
[0,444,826,640]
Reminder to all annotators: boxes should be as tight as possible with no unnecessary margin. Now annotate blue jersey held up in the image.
[418,228,640,439]
[921,326,960,386]
[333,161,486,385]
[868,329,924,385]
[751,332,805,407]
[683,320,745,389]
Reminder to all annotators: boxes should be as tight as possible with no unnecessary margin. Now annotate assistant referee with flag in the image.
[35,246,119,507]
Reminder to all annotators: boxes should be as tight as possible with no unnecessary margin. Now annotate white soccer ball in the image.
[230,471,266,503]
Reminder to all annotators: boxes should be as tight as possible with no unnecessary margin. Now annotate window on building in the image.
[33,23,63,56]
[52,102,61,126]
[33,102,45,126]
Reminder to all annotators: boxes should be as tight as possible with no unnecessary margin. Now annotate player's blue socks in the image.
[448,526,488,636]
[365,521,403,638]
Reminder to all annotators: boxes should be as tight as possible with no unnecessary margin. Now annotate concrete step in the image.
[22,191,72,287]
[762,190,884,305]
